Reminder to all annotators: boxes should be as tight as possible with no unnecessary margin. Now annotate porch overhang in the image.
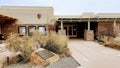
[53,18,120,22]
[0,14,17,23]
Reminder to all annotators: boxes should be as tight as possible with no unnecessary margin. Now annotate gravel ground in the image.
[3,57,80,68]
[47,57,80,68]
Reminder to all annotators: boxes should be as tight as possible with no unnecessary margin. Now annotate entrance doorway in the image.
[56,21,98,39]
[64,25,77,37]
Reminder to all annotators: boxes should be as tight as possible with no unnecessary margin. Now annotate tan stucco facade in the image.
[0,6,54,25]
[0,6,120,40]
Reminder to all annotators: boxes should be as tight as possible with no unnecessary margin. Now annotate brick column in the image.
[84,30,94,40]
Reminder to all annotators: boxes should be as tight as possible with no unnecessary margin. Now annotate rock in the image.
[0,64,3,68]
[0,43,9,53]
[9,51,22,64]
[30,48,60,66]
[32,41,42,50]
[44,42,60,54]
[0,51,16,67]
[0,50,23,67]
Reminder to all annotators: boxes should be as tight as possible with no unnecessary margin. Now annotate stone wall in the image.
[47,24,56,31]
[114,22,120,36]
[97,22,114,36]
[1,21,18,37]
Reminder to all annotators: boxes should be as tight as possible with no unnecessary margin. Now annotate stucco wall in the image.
[0,6,54,25]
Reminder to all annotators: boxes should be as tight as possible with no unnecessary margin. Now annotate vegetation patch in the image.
[4,30,71,67]
[98,35,120,50]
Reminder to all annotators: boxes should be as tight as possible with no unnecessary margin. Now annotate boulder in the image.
[30,48,60,66]
[0,51,16,67]
[0,64,3,68]
[0,43,9,53]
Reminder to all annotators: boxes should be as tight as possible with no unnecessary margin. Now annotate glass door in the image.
[58,25,77,37]
[64,25,77,37]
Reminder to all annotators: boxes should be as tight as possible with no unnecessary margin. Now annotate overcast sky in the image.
[0,0,120,15]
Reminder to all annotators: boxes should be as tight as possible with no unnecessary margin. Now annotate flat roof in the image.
[55,13,120,19]
[0,6,53,11]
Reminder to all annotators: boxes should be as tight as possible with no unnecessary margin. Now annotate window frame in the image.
[38,26,46,35]
[18,26,27,36]
[28,26,36,36]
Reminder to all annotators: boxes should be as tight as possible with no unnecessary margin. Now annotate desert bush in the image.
[32,30,49,48]
[49,31,59,42]
[54,35,68,48]
[7,30,70,63]
[44,31,70,57]
[102,36,120,50]
[6,33,35,63]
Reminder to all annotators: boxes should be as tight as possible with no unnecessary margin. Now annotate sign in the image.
[37,13,42,19]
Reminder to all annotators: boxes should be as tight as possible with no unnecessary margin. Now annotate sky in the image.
[0,0,120,15]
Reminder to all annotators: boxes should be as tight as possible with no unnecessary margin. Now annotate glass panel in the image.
[18,26,26,36]
[69,27,72,35]
[28,26,36,36]
[73,26,77,35]
[64,27,67,35]
[38,26,46,35]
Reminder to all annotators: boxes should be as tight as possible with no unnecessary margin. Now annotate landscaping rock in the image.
[0,43,8,53]
[30,48,60,66]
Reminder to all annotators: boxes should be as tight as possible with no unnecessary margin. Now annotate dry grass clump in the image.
[101,36,120,50]
[49,31,59,42]
[32,30,49,48]
[6,33,35,63]
[7,33,23,51]
[44,31,71,57]
[54,35,68,48]
[6,30,70,64]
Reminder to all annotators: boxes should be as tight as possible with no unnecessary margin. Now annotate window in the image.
[38,26,46,35]
[18,26,26,36]
[28,26,36,36]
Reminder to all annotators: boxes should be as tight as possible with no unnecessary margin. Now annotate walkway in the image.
[68,39,120,68]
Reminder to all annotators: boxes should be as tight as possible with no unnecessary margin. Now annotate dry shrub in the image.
[44,31,70,57]
[32,30,49,48]
[40,31,49,47]
[103,36,120,49]
[102,36,108,43]
[54,35,68,48]
[32,30,41,42]
[49,31,59,41]
[7,33,35,63]
[7,30,70,62]
[7,33,23,51]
